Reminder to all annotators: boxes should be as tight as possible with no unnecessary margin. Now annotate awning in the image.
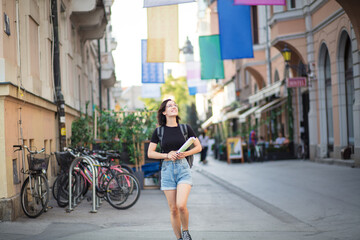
[249,80,283,104]
[254,97,287,118]
[201,115,221,129]
[222,105,250,122]
[201,116,214,129]
[239,106,260,123]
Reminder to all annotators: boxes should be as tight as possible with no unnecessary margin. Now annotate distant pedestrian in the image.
[198,132,209,164]
[248,130,257,162]
[147,99,202,240]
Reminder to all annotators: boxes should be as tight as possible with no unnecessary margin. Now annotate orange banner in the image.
[147,5,179,62]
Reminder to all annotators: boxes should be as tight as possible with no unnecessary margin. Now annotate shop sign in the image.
[287,77,307,88]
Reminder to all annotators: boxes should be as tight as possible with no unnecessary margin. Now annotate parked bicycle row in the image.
[13,145,141,218]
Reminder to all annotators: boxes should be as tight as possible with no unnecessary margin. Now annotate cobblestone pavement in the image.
[1,155,360,240]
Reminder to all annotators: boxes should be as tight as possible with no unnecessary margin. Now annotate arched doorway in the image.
[338,30,354,150]
[318,43,334,156]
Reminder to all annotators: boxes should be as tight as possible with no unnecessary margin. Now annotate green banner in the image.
[199,35,224,80]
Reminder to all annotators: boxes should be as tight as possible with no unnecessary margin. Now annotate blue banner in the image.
[141,39,165,83]
[217,0,254,59]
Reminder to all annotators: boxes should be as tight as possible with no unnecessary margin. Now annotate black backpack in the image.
[156,124,194,168]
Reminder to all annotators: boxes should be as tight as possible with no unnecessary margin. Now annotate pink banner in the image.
[234,0,286,5]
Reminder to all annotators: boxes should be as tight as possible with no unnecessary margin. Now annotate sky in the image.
[111,1,199,87]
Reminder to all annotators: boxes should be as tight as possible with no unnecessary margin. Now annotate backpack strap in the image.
[179,124,188,141]
[156,126,164,153]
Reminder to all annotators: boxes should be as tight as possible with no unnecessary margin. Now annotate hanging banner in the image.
[234,0,286,5]
[142,83,162,98]
[144,0,195,8]
[141,40,164,83]
[186,62,207,95]
[147,5,179,62]
[199,35,224,80]
[218,0,253,59]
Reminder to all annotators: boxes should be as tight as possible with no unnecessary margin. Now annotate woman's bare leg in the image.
[176,184,192,231]
[164,190,182,238]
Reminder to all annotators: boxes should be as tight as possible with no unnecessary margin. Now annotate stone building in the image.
[199,0,360,165]
[0,0,117,220]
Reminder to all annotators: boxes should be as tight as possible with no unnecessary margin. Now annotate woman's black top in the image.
[150,124,196,154]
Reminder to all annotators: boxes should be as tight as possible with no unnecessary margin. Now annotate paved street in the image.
[1,156,360,240]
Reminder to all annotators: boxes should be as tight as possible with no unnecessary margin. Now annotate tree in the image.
[142,74,195,122]
[186,103,201,136]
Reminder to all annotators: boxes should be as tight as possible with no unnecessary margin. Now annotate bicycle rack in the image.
[67,156,99,213]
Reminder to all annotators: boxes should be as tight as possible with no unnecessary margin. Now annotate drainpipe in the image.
[52,0,66,150]
[98,39,102,111]
[107,88,110,110]
[265,6,272,86]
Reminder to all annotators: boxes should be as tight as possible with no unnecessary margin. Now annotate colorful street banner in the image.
[141,83,162,98]
[218,0,254,59]
[199,35,224,80]
[234,0,286,5]
[141,40,164,83]
[186,62,207,95]
[144,0,195,8]
[147,5,179,62]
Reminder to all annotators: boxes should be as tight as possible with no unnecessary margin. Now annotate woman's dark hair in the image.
[157,99,181,126]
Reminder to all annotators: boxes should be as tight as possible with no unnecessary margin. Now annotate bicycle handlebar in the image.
[13,145,45,154]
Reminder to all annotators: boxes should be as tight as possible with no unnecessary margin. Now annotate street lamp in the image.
[282,44,291,63]
[282,44,294,142]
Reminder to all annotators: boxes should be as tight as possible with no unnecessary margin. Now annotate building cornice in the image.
[269,0,328,27]
[312,8,345,35]
[0,82,57,112]
[271,8,345,45]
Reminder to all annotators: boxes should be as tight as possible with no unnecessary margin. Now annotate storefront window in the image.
[344,37,354,147]
[324,49,334,149]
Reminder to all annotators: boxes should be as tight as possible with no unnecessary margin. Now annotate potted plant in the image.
[118,109,157,189]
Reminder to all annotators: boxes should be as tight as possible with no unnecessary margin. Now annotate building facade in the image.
[0,0,117,220]
[198,0,360,165]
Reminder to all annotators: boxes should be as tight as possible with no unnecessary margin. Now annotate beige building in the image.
[0,0,117,220]
[199,0,360,165]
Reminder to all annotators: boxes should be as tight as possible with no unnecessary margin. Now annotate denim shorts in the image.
[161,158,193,191]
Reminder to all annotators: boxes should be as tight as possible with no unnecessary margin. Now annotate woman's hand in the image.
[167,151,186,160]
[167,151,178,160]
[176,152,186,159]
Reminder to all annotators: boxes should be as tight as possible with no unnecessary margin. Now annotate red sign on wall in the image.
[287,77,307,88]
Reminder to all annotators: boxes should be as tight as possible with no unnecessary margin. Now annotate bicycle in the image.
[55,147,140,209]
[13,145,50,218]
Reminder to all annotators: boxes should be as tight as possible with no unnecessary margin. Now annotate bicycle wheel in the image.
[56,172,81,208]
[106,173,140,210]
[120,164,134,175]
[52,176,59,200]
[21,174,49,218]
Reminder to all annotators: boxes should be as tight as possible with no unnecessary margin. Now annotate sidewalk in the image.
[193,154,360,239]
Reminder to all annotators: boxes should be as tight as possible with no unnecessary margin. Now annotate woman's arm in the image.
[147,142,169,160]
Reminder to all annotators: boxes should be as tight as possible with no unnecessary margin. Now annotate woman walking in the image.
[148,99,202,240]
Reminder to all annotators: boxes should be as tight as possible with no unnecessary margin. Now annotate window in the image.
[324,49,334,149]
[251,6,259,45]
[274,70,279,83]
[29,17,40,79]
[289,0,296,9]
[245,70,250,86]
[344,37,354,147]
